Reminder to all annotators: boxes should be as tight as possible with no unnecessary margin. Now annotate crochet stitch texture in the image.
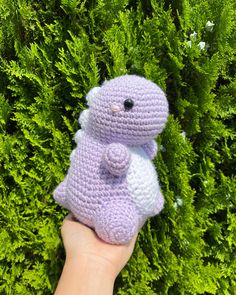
[53,75,169,245]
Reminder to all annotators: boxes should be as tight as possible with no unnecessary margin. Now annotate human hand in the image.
[61,213,138,279]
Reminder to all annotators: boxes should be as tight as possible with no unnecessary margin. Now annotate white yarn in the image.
[78,109,89,130]
[70,87,99,160]
[127,146,161,215]
[72,87,99,146]
[69,149,76,162]
[86,86,100,106]
[74,130,85,144]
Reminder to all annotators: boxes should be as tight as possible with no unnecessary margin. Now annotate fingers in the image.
[61,213,79,237]
[62,213,97,238]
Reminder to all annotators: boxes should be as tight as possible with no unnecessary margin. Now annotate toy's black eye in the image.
[124,99,134,111]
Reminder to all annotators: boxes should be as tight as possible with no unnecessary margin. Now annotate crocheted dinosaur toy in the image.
[53,75,169,245]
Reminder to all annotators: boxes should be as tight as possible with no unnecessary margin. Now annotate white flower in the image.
[186,40,192,48]
[181,131,186,139]
[198,41,206,50]
[205,21,215,32]
[176,196,183,207]
[190,31,197,40]
[174,196,183,209]
[159,145,166,152]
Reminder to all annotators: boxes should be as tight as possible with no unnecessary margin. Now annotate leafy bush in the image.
[0,0,235,294]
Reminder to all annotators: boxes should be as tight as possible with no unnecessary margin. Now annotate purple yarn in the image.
[53,75,169,244]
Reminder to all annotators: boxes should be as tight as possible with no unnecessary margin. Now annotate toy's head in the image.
[86,75,169,145]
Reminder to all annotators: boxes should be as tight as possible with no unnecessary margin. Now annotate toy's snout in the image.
[111,104,121,113]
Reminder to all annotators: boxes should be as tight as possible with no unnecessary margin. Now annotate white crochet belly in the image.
[127,146,160,215]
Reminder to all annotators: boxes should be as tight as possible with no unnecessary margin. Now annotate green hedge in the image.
[0,0,235,294]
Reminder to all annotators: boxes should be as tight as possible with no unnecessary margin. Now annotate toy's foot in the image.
[53,177,69,210]
[94,201,139,245]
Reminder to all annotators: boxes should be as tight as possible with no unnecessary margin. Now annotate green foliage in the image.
[0,0,235,294]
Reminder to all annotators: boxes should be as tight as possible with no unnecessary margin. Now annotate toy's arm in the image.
[102,143,131,176]
[141,140,158,160]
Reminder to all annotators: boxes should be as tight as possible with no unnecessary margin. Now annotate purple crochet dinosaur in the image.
[53,75,169,245]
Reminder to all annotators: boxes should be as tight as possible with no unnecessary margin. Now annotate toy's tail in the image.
[75,86,100,143]
[70,86,100,161]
